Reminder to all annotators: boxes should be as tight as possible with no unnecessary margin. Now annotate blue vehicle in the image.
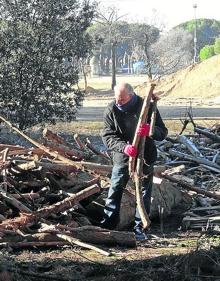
[133,61,146,74]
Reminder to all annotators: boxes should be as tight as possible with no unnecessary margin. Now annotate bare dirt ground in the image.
[1,222,220,281]
[78,92,220,121]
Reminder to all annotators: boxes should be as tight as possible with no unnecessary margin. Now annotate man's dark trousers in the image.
[101,164,153,230]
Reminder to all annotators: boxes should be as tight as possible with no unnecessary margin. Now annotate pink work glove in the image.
[124,144,137,157]
[137,123,150,137]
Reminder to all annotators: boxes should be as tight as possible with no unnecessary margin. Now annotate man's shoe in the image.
[134,228,148,241]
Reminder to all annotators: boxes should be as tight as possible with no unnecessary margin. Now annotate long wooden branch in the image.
[0,184,100,232]
[56,233,111,256]
[164,174,220,200]
[130,86,157,229]
[129,83,156,175]
[149,100,157,137]
[177,135,203,158]
[134,138,151,229]
[168,149,220,171]
[0,115,113,174]
[0,115,83,170]
[0,188,32,213]
[194,127,220,143]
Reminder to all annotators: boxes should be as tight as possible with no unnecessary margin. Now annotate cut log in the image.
[0,241,67,248]
[194,127,220,143]
[56,225,136,247]
[73,133,86,150]
[0,184,100,232]
[0,188,32,213]
[162,165,186,176]
[43,128,65,144]
[11,193,40,200]
[164,174,220,200]
[17,161,37,171]
[85,138,110,161]
[42,140,83,160]
[79,161,112,174]
[177,135,203,158]
[14,160,77,174]
[169,149,220,171]
[7,148,45,157]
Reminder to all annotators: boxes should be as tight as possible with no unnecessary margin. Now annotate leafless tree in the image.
[95,7,128,89]
[150,28,193,77]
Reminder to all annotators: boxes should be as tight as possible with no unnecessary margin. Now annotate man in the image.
[101,83,168,240]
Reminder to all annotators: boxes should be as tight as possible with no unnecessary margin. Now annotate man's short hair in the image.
[114,83,134,95]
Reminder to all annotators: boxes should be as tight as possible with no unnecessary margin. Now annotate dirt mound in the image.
[136,55,220,106]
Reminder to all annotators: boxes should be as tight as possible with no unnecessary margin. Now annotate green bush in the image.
[199,45,215,61]
[214,38,220,54]
[0,0,96,129]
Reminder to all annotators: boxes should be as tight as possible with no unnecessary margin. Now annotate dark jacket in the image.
[102,95,168,166]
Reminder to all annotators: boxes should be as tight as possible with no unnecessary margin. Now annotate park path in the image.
[77,105,220,121]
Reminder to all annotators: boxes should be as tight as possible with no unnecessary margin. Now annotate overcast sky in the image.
[97,0,220,30]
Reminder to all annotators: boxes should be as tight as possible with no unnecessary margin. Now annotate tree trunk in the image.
[111,42,117,90]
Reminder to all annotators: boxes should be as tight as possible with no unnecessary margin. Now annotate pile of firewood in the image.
[156,122,220,231]
[1,113,220,255]
[0,117,136,256]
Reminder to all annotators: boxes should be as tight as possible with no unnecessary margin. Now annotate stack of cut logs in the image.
[0,120,135,256]
[157,122,220,231]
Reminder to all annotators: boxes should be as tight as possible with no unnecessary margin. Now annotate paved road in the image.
[77,106,220,121]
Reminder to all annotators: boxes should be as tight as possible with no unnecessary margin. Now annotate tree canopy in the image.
[214,38,220,55]
[0,0,96,129]
[177,19,220,52]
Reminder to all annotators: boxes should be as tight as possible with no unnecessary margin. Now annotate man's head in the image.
[114,83,134,106]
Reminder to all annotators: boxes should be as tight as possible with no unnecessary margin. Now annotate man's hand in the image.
[137,123,150,137]
[124,144,137,157]
[152,91,164,101]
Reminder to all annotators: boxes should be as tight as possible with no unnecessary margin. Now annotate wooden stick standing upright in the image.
[129,83,156,229]
[128,84,156,176]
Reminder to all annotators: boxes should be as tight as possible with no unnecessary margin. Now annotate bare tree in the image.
[95,7,128,89]
[128,23,160,79]
[150,28,193,77]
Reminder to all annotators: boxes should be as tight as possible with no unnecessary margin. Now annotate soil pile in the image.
[136,54,220,106]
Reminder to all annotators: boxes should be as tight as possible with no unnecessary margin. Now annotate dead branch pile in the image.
[0,118,136,255]
[157,121,220,231]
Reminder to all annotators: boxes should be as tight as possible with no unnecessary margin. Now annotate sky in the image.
[98,0,220,30]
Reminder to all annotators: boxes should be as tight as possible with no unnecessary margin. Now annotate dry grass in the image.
[78,75,148,91]
[47,121,103,135]
[46,120,219,136]
[164,119,219,135]
[136,55,220,106]
[1,235,220,281]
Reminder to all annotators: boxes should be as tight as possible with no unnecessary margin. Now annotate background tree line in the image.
[0,1,219,129]
[88,17,220,86]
